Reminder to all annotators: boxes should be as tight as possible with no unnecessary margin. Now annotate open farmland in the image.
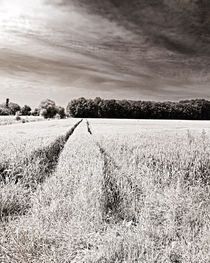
[0,116,44,126]
[0,119,210,263]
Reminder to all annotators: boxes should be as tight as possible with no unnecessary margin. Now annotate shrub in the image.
[15,112,21,121]
[31,108,40,116]
[55,113,61,119]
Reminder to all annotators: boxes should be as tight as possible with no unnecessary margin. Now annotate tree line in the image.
[66,97,210,120]
[1,98,210,120]
[0,99,65,119]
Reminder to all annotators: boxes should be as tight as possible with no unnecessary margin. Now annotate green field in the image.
[0,119,209,263]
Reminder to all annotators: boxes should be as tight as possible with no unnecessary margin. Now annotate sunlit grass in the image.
[0,119,209,262]
[0,116,43,126]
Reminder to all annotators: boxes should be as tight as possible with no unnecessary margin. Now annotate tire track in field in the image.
[1,119,83,186]
[0,119,83,220]
[21,119,83,187]
[86,120,127,222]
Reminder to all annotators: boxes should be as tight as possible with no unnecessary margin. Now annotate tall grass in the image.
[0,119,82,222]
[0,116,43,126]
[0,120,209,262]
[1,122,104,262]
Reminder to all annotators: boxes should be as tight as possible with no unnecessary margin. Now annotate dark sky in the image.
[0,0,209,107]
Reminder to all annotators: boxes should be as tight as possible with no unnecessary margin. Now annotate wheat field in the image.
[0,119,209,263]
[0,116,44,126]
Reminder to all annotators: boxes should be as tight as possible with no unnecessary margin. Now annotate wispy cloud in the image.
[0,0,209,107]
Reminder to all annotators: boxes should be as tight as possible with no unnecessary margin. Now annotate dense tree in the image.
[39,99,57,118]
[56,106,66,119]
[39,99,66,119]
[66,98,210,120]
[21,105,32,116]
[0,102,21,115]
[66,97,89,118]
[0,107,11,116]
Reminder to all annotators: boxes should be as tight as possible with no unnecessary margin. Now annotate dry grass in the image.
[0,119,209,262]
[0,119,80,221]
[0,116,43,126]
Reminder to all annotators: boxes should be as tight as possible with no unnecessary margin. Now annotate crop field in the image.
[0,116,44,126]
[0,119,210,263]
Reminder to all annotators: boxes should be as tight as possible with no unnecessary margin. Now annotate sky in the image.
[0,0,209,108]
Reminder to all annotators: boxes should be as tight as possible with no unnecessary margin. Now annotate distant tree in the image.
[66,97,210,120]
[8,102,21,115]
[66,97,88,117]
[31,108,40,116]
[85,99,98,118]
[21,105,31,116]
[39,99,56,109]
[0,102,21,115]
[199,99,210,120]
[40,109,48,119]
[66,99,77,117]
[118,100,132,118]
[38,99,66,119]
[94,97,102,105]
[56,106,66,119]
[0,107,10,115]
[39,99,57,119]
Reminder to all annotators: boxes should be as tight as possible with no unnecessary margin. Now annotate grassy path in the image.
[0,119,83,221]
